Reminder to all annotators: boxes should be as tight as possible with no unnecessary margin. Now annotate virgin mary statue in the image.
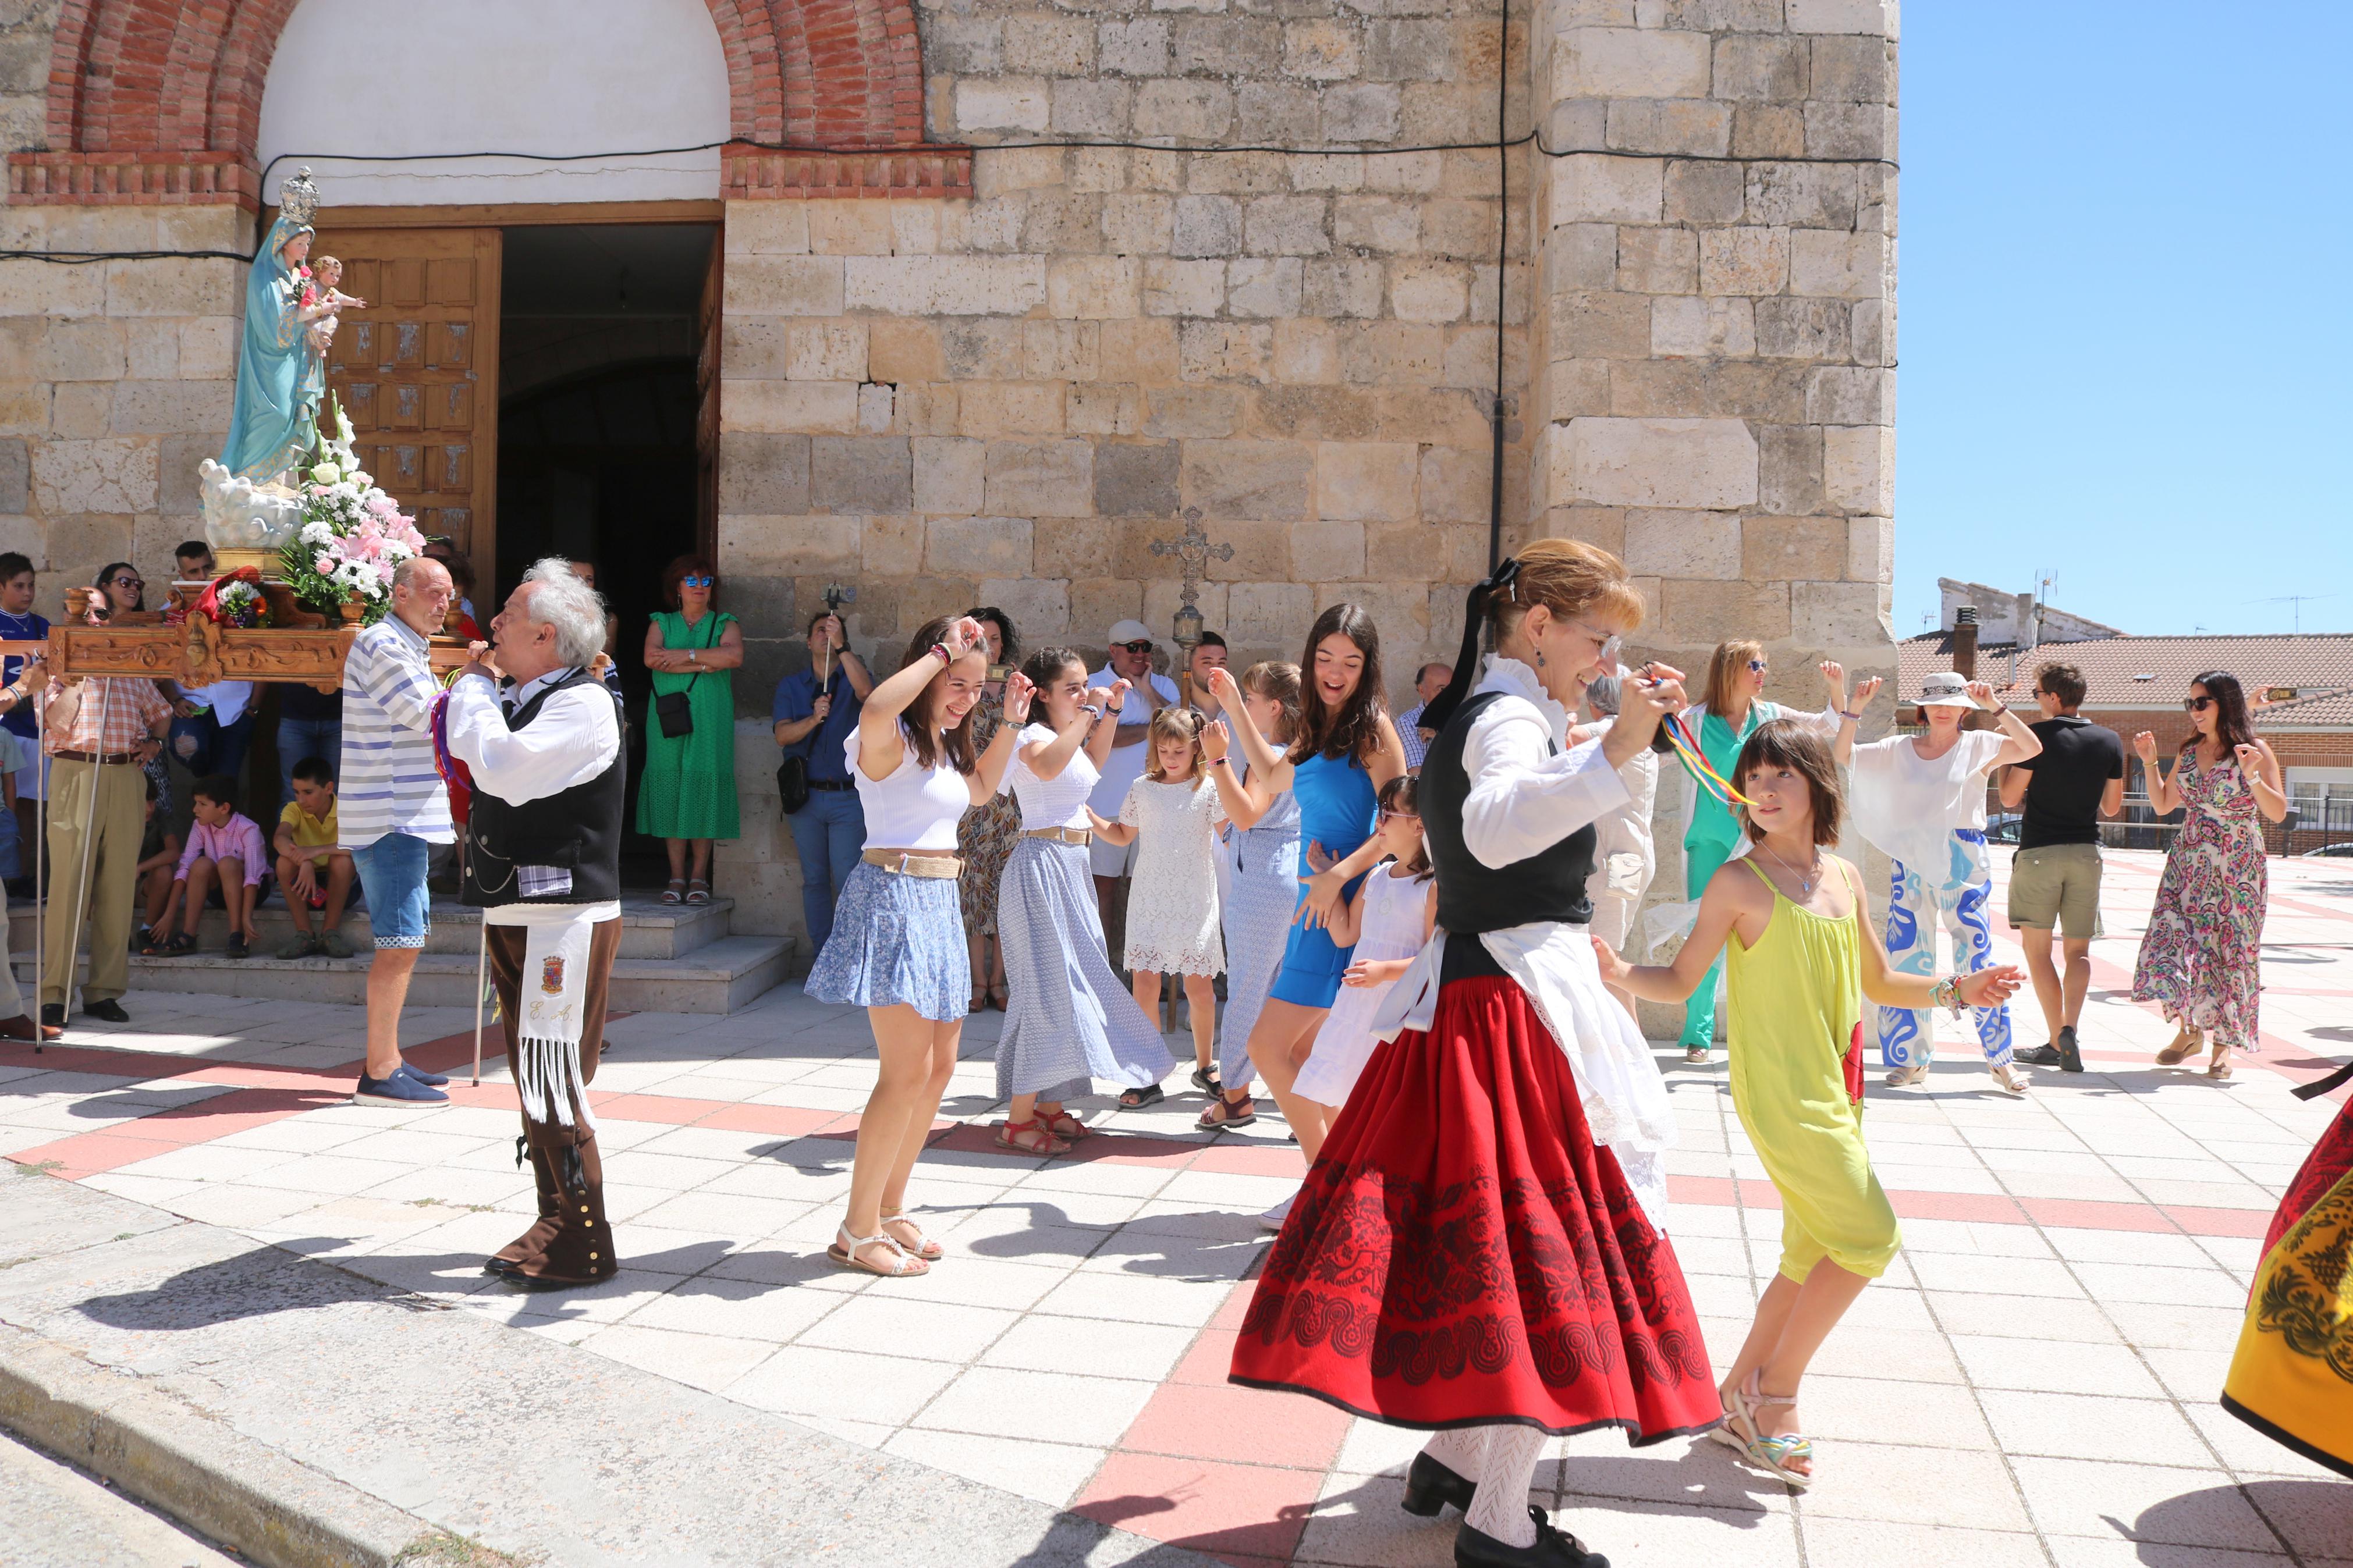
[219,170,324,486]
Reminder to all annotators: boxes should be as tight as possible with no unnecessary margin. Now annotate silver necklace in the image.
[1758,840,1822,897]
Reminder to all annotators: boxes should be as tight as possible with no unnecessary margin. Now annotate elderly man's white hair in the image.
[519,556,609,667]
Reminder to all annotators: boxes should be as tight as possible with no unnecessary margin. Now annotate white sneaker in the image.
[1258,1194,1295,1232]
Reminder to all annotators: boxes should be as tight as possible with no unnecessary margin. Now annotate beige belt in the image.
[861,847,962,879]
[1023,826,1092,846]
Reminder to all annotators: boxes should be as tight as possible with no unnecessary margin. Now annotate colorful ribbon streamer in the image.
[1660,711,1755,809]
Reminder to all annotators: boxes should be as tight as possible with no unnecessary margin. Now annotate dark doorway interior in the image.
[498,222,715,886]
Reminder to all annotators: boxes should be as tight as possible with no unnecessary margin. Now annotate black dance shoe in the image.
[1454,1507,1608,1568]
[1401,1451,1477,1516]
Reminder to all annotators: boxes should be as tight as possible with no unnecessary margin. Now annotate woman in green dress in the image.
[638,554,742,905]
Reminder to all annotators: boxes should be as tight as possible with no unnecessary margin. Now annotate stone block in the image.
[785,323,868,383]
[1554,417,1758,510]
[1609,360,1807,423]
[1850,297,1893,365]
[925,516,1033,578]
[51,383,110,439]
[1757,424,1825,516]
[1021,192,1108,258]
[1805,366,1891,425]
[1546,225,1618,293]
[1068,383,1144,436]
[1070,578,1142,643]
[1290,521,1365,581]
[1101,194,1174,255]
[1550,155,1663,225]
[1616,227,1697,294]
[1052,80,1133,137]
[0,438,23,513]
[1553,28,1712,99]
[1660,577,1790,643]
[1754,297,1848,359]
[942,319,1024,380]
[1099,19,1171,76]
[127,317,184,379]
[1143,386,1241,438]
[1651,296,1755,358]
[1335,196,1420,254]
[1303,259,1386,319]
[1823,424,1894,515]
[0,382,50,437]
[722,513,858,575]
[1135,81,1234,141]
[1285,19,1360,79]
[985,439,1094,517]
[1712,35,1808,100]
[1268,322,1343,386]
[912,437,985,515]
[1043,257,1137,322]
[1171,195,1243,259]
[1605,99,1732,158]
[1321,85,1401,144]
[1791,579,1890,646]
[178,318,237,381]
[104,381,227,438]
[1174,16,1280,74]
[1390,261,1470,323]
[102,258,238,318]
[0,258,105,319]
[1006,15,1094,72]
[867,321,947,383]
[1745,163,1858,229]
[1184,439,1313,520]
[725,379,860,435]
[1341,322,1444,387]
[1742,514,1847,582]
[860,515,924,575]
[1551,290,1651,360]
[1418,445,1488,525]
[957,79,1051,134]
[1846,514,1894,582]
[811,436,913,514]
[1786,0,1897,35]
[31,438,156,515]
[1101,318,1179,382]
[1623,507,1740,579]
[1418,200,1499,264]
[726,255,844,317]
[1180,319,1273,382]
[1227,580,1315,646]
[924,16,1004,73]
[36,319,123,382]
[957,382,1065,437]
[1243,196,1330,257]
[1094,440,1180,517]
[1527,504,1627,556]
[1731,103,1806,159]
[1240,83,1321,145]
[1663,161,1745,225]
[934,257,1050,318]
[725,202,811,256]
[1545,358,1612,422]
[806,201,896,256]
[1315,441,1418,522]
[1790,229,1887,300]
[1812,35,1893,102]
[719,432,813,515]
[1225,257,1305,320]
[1805,101,1895,161]
[1033,518,1116,579]
[976,577,1073,642]
[1252,385,1377,440]
[1698,226,1789,296]
[1365,20,1453,81]
[1024,321,1099,382]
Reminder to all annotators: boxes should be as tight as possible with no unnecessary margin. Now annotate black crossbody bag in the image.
[654,612,719,738]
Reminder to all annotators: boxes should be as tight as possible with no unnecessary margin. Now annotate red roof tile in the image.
[1898,633,2353,712]
[2255,686,2353,729]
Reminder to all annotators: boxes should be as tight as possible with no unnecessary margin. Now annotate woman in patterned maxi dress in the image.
[957,609,1024,1011]
[2130,671,2286,1079]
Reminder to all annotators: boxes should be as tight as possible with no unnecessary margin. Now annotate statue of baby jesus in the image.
[300,255,367,357]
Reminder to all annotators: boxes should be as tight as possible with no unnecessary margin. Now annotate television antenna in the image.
[2245,593,2339,633]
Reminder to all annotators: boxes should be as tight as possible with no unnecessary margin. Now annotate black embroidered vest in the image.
[1419,689,1596,933]
[462,669,625,909]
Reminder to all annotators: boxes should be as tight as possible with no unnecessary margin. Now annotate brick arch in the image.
[12,0,957,205]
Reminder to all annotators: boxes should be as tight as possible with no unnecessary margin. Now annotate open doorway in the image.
[497,221,716,886]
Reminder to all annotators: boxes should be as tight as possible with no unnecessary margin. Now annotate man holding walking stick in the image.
[40,586,171,1031]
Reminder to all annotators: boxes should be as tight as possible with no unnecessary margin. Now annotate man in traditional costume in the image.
[443,557,626,1290]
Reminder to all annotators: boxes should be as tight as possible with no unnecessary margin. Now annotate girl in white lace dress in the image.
[1088,707,1226,1089]
[1292,774,1437,1111]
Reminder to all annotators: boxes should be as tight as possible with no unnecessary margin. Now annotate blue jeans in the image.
[787,787,865,962]
[170,709,255,785]
[278,717,342,801]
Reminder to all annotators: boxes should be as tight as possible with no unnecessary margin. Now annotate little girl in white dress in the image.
[1088,706,1227,1090]
[1294,774,1437,1111]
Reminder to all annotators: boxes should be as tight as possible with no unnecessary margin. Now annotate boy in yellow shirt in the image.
[274,756,356,958]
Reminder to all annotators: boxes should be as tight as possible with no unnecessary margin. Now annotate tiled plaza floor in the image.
[3,847,2349,1566]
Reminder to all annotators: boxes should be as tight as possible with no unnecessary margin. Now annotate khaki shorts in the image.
[2008,843,2104,941]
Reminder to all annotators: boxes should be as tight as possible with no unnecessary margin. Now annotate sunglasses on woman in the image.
[2184,696,2215,712]
[1747,659,1768,673]
[679,574,714,588]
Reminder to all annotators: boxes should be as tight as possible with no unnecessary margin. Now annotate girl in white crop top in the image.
[805,614,1034,1279]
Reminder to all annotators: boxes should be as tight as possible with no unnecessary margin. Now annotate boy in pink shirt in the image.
[144,774,267,959]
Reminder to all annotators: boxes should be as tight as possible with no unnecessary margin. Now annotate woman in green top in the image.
[1671,641,1851,1063]
[638,554,742,905]
[1599,720,2020,1489]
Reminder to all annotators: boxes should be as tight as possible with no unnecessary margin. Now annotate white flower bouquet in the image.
[275,460,427,625]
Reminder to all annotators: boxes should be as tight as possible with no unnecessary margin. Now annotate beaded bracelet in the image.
[1930,975,1964,1015]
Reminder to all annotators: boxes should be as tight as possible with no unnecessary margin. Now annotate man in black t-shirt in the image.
[1997,662,2124,1072]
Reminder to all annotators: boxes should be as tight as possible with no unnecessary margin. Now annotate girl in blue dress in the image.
[1203,606,1408,1178]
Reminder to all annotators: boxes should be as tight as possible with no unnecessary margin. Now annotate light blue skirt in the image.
[804,860,967,1023]
[993,836,1169,1103]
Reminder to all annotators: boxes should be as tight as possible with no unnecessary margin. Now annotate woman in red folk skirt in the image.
[1231,541,1721,1568]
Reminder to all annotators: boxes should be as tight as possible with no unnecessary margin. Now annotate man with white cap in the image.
[1087,619,1180,949]
[1837,669,2043,1094]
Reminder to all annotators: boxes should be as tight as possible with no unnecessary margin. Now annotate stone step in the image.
[15,934,794,1015]
[8,891,735,961]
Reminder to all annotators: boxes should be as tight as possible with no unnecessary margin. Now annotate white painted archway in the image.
[257,0,732,208]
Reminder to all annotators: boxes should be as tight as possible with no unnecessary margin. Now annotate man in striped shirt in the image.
[340,555,457,1106]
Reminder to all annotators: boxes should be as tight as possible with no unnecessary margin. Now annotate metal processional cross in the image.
[1149,507,1232,705]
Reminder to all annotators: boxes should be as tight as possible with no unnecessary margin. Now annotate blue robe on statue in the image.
[219,214,318,485]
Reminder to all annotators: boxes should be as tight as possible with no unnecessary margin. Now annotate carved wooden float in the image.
[0,583,473,691]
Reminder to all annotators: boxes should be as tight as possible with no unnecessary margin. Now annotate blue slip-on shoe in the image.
[399,1062,451,1087]
[354,1069,448,1106]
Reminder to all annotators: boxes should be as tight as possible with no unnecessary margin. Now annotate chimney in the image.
[1952,605,1979,678]
[2015,591,2039,654]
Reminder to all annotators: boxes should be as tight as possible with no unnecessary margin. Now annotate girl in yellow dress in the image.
[1596,719,2021,1488]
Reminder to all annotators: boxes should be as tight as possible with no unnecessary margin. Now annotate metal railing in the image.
[1979,782,2353,857]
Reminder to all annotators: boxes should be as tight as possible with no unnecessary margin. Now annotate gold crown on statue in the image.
[279,167,319,226]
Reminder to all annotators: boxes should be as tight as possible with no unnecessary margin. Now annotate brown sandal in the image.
[995,1117,1071,1156]
[2156,1027,2202,1066]
[2207,1045,2234,1081]
[1197,1092,1256,1130]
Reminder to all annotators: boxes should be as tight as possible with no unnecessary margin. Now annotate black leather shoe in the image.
[40,1003,66,1030]
[1455,1508,1607,1568]
[2014,1044,2065,1068]
[81,998,130,1024]
[2056,1026,2084,1073]
[1401,1451,1477,1516]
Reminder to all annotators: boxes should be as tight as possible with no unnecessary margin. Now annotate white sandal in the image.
[1884,1061,1928,1087]
[1990,1062,2032,1095]
[827,1224,928,1277]
[1724,1372,1815,1491]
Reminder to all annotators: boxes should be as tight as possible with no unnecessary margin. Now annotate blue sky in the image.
[1899,6,2352,638]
